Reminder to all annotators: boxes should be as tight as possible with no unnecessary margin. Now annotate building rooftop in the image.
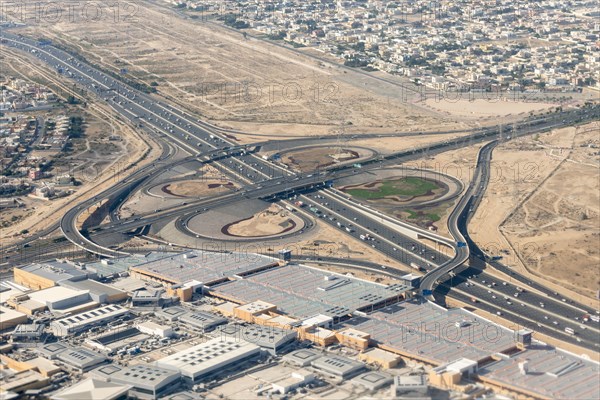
[156,337,261,380]
[178,311,227,330]
[55,346,107,371]
[51,377,131,400]
[216,324,296,352]
[210,264,407,318]
[351,371,393,390]
[129,250,279,286]
[282,349,322,367]
[311,355,366,378]
[18,262,90,284]
[478,345,600,400]
[110,364,181,392]
[58,279,126,299]
[343,298,516,364]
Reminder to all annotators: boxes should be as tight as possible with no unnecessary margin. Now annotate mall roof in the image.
[130,250,279,285]
[478,346,600,400]
[209,264,407,318]
[343,298,516,364]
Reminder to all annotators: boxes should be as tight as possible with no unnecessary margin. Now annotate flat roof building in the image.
[51,377,132,400]
[351,371,393,391]
[156,337,261,383]
[55,346,108,372]
[11,323,45,341]
[209,264,407,319]
[14,262,93,290]
[216,324,296,355]
[282,349,322,367]
[51,304,128,336]
[129,250,279,287]
[156,306,188,322]
[58,279,127,304]
[136,321,174,338]
[0,306,28,330]
[311,355,366,379]
[92,364,181,399]
[392,375,429,396]
[178,311,227,332]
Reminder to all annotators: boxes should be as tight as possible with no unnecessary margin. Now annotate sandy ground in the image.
[0,50,158,245]
[470,123,600,302]
[164,179,236,198]
[424,98,557,119]
[18,0,472,136]
[281,147,362,172]
[227,204,299,237]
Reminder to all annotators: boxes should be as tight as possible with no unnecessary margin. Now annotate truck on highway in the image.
[359,234,366,241]
[565,327,575,335]
[410,262,424,272]
[294,201,304,207]
[470,297,478,303]
[285,205,295,212]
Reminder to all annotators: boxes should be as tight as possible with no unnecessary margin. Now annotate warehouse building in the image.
[136,321,174,338]
[14,262,93,290]
[11,323,45,341]
[0,306,28,330]
[45,345,108,372]
[351,371,393,391]
[129,250,279,288]
[310,355,366,379]
[51,377,132,400]
[156,306,188,322]
[282,349,322,367]
[85,327,149,354]
[58,279,127,304]
[50,304,129,336]
[91,364,181,399]
[156,337,261,383]
[216,324,296,355]
[178,311,227,332]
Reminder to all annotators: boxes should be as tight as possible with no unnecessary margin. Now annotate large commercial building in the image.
[209,264,408,320]
[156,337,261,383]
[14,262,93,290]
[50,304,129,336]
[178,311,227,332]
[40,343,107,372]
[216,324,296,355]
[91,364,181,399]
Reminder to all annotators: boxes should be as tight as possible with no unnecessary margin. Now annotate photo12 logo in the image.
[1,1,141,24]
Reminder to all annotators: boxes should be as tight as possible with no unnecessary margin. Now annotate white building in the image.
[156,337,261,383]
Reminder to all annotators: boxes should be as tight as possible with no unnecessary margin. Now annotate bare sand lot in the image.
[470,124,600,301]
[18,0,468,136]
[424,98,557,119]
[281,147,364,172]
[225,204,299,237]
[162,179,236,198]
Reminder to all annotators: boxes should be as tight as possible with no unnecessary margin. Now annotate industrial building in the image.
[11,323,45,341]
[282,349,322,367]
[58,279,127,304]
[178,310,227,332]
[391,374,429,397]
[13,262,93,290]
[0,306,28,330]
[85,327,149,354]
[351,371,393,391]
[156,306,188,322]
[216,324,296,355]
[156,337,261,383]
[91,363,181,399]
[50,304,129,336]
[128,250,280,287]
[342,298,517,364]
[310,355,366,379]
[209,264,408,320]
[136,321,174,338]
[8,285,97,315]
[41,344,108,372]
[51,377,132,400]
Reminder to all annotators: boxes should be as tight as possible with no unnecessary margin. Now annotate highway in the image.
[2,31,599,351]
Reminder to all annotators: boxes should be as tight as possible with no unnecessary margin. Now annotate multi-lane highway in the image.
[2,30,599,351]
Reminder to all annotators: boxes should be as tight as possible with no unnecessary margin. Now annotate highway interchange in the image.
[2,30,600,352]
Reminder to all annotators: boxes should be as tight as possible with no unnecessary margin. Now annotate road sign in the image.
[422,289,432,296]
[457,241,467,248]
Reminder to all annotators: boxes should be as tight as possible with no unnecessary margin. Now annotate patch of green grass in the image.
[405,209,441,222]
[346,177,439,200]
